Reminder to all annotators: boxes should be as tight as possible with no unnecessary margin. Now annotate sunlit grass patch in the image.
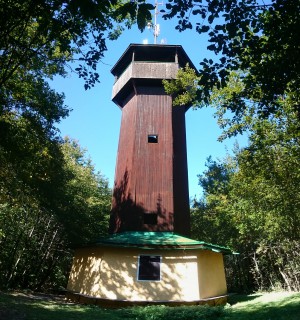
[227,291,300,320]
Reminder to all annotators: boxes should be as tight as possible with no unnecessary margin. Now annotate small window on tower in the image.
[148,134,158,143]
[143,212,158,225]
[137,255,161,281]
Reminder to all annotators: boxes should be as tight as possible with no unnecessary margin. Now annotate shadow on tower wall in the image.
[109,169,173,234]
[109,170,143,233]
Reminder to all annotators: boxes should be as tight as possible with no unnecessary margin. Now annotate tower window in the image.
[143,212,158,225]
[148,134,158,143]
[137,255,161,281]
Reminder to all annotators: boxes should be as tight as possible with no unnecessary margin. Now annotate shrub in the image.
[123,304,225,320]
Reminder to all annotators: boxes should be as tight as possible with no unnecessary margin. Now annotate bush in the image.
[123,304,226,320]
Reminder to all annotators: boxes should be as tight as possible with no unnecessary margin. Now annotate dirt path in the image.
[9,291,67,303]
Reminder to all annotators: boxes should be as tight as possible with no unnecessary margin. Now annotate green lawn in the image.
[0,291,299,320]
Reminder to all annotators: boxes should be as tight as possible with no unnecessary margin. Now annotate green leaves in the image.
[0,0,158,291]
[162,0,300,119]
[0,0,155,92]
[60,137,111,245]
[163,64,203,107]
[0,130,111,290]
[192,98,300,291]
[137,2,155,31]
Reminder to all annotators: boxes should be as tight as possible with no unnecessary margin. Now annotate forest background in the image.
[0,0,299,293]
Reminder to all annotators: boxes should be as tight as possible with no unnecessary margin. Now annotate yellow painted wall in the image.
[67,246,227,302]
[197,250,227,299]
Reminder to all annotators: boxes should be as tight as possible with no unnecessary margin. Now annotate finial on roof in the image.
[146,1,164,44]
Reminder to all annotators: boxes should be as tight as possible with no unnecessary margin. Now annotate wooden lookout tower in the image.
[109,44,193,236]
[66,44,232,307]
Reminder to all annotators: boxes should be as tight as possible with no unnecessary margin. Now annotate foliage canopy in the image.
[0,135,111,290]
[1,0,300,292]
[0,0,155,290]
[162,0,300,124]
[191,99,300,291]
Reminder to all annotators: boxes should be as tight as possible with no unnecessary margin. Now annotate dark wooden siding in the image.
[110,86,190,235]
[133,87,174,231]
[172,106,191,236]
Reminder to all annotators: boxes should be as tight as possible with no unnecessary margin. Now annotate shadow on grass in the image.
[1,291,299,320]
[227,293,262,306]
[0,292,121,320]
[0,292,227,320]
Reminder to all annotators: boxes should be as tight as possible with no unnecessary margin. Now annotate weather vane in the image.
[147,1,164,44]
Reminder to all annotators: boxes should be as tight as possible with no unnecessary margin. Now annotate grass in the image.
[225,291,300,320]
[0,291,299,320]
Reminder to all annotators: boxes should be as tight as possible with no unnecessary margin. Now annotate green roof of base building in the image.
[87,232,234,255]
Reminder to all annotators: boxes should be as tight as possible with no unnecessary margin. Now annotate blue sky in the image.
[52,6,247,199]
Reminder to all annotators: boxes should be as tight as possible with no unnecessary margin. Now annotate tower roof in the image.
[111,44,198,107]
[111,43,197,78]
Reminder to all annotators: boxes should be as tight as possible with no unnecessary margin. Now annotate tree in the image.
[0,0,154,161]
[192,101,300,291]
[0,0,153,90]
[0,0,155,291]
[162,0,300,120]
[191,156,239,247]
[0,135,111,290]
[59,137,111,245]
